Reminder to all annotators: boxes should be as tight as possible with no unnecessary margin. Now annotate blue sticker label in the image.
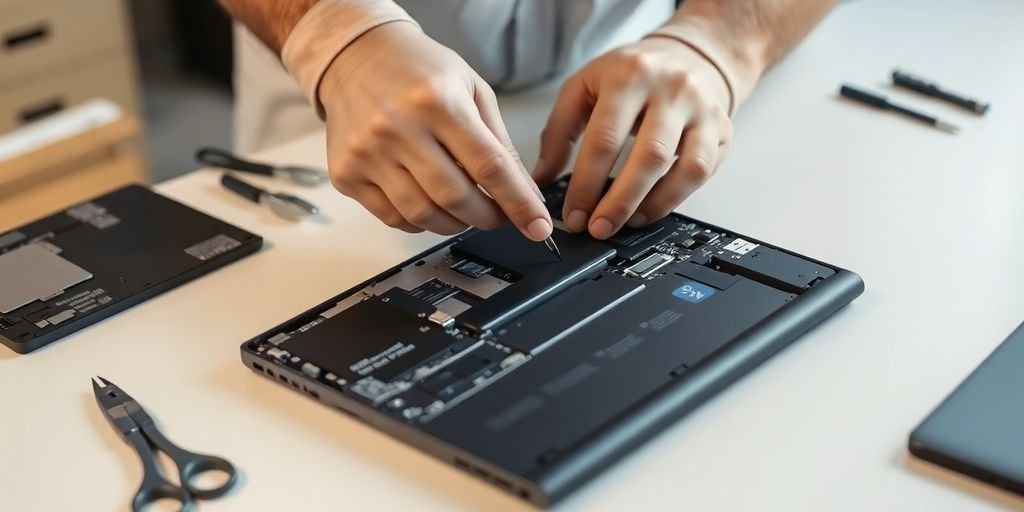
[672,281,715,303]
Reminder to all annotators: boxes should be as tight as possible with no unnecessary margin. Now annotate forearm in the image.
[217,0,319,54]
[218,0,411,57]
[660,0,838,107]
[219,0,418,114]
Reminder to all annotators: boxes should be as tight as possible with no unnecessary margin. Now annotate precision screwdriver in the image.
[892,70,989,115]
[839,84,959,134]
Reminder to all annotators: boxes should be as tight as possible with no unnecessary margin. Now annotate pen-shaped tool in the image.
[892,70,989,115]
[839,85,959,134]
[544,236,562,260]
[521,166,562,261]
[220,173,320,221]
[535,191,562,261]
[198,147,329,187]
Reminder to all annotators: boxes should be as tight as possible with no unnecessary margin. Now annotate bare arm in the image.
[666,0,839,105]
[216,0,320,54]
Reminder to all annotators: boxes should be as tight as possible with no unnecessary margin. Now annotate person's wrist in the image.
[638,36,732,114]
[281,0,419,118]
[316,21,421,112]
[645,17,765,115]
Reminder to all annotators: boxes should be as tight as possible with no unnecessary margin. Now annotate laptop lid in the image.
[910,321,1024,496]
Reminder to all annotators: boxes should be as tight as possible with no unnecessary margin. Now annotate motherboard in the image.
[245,178,836,426]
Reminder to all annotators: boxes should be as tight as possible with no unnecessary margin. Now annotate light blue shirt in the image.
[398,0,675,89]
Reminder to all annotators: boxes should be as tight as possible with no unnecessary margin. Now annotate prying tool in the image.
[220,173,320,221]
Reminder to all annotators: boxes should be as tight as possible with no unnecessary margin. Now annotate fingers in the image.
[561,84,647,233]
[473,80,545,200]
[635,122,724,222]
[588,98,690,239]
[329,145,468,234]
[394,126,506,230]
[436,96,553,242]
[532,77,591,185]
[375,163,469,235]
[344,181,423,234]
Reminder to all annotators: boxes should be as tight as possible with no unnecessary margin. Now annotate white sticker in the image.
[724,238,759,255]
[724,239,748,252]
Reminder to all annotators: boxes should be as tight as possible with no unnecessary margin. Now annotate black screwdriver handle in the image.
[893,70,988,114]
[840,85,889,109]
[220,173,265,203]
[197,147,275,176]
[892,71,938,94]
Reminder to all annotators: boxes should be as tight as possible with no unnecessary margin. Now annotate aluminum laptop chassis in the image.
[241,178,863,507]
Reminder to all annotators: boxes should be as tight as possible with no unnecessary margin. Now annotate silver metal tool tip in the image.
[936,120,960,134]
[544,236,563,260]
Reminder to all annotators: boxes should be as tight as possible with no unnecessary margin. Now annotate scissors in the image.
[92,376,238,512]
[196,146,328,187]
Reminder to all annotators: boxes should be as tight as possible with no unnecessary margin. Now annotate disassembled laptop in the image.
[241,178,859,508]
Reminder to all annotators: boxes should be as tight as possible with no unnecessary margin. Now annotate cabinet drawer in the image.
[0,52,138,134]
[0,0,127,85]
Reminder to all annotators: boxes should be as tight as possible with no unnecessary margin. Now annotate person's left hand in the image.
[532,37,733,239]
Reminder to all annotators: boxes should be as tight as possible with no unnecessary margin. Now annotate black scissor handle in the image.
[125,430,195,512]
[141,422,239,500]
[176,452,238,499]
[196,147,275,176]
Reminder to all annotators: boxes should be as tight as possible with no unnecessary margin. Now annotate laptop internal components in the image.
[241,175,862,507]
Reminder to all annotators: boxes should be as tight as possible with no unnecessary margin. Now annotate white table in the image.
[4,0,1024,510]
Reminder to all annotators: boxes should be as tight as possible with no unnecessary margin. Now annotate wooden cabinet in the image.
[0,0,148,228]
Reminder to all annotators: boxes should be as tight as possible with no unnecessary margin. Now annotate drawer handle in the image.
[4,23,51,50]
[20,99,65,124]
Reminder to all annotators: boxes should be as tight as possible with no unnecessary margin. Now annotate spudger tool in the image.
[220,173,320,221]
[840,84,959,134]
[892,70,990,115]
[92,376,238,512]
[197,146,328,187]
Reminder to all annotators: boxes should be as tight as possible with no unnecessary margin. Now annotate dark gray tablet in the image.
[910,321,1024,497]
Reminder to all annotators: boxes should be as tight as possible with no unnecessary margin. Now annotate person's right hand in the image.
[317,22,552,240]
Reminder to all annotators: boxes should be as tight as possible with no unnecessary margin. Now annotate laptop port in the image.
[493,477,513,491]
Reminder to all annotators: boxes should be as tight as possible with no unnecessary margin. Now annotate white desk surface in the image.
[4,0,1024,510]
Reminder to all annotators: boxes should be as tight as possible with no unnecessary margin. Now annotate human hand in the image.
[533,37,734,239]
[318,22,552,240]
